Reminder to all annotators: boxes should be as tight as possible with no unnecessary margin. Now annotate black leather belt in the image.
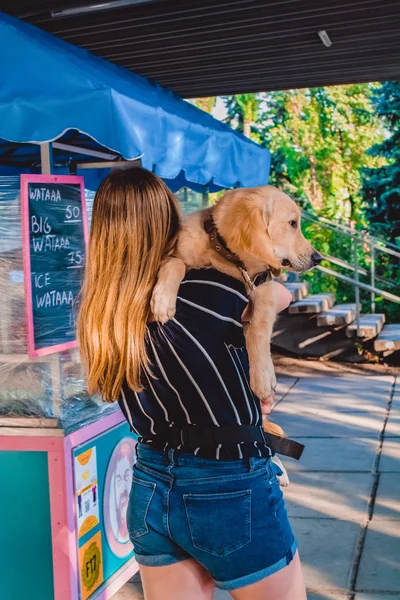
[151,424,304,460]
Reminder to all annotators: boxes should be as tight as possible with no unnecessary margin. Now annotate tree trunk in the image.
[243,119,251,138]
[309,154,323,210]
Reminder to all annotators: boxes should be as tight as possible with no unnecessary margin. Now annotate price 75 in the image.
[67,251,83,265]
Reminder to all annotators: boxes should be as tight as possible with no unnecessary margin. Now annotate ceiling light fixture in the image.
[318,30,332,48]
[51,0,157,18]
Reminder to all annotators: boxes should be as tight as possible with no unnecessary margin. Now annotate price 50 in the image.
[66,205,81,220]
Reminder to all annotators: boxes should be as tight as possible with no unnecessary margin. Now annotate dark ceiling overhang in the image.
[3,0,400,97]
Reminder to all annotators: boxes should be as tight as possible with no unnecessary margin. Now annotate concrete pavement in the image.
[114,372,399,599]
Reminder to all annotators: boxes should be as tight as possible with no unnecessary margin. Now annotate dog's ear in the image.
[223,192,265,253]
[262,190,276,234]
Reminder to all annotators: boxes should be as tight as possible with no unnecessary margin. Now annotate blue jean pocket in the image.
[128,477,156,540]
[184,489,251,556]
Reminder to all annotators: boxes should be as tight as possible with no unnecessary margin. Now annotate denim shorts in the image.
[127,443,297,590]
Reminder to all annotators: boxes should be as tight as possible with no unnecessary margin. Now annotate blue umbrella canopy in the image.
[0,12,270,192]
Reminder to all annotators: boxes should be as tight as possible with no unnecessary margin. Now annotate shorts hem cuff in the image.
[134,552,187,568]
[215,539,298,591]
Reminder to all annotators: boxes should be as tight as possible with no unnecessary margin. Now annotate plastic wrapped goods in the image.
[0,176,117,432]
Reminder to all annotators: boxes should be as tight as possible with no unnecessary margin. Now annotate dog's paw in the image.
[250,357,277,402]
[277,469,290,487]
[150,283,177,324]
[271,455,290,487]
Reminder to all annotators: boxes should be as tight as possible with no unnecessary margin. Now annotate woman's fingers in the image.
[261,392,275,414]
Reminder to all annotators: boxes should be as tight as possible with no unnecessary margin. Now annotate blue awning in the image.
[0,12,270,192]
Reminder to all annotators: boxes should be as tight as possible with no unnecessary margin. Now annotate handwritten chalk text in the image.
[29,187,61,202]
[36,290,74,308]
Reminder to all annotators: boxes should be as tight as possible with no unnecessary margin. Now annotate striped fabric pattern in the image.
[119,269,272,459]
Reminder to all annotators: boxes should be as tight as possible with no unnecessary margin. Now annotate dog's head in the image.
[217,185,321,272]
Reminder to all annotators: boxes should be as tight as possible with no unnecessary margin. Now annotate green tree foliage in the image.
[223,86,383,219]
[192,97,217,114]
[361,81,400,242]
[259,85,384,222]
[223,94,262,139]
[221,86,399,323]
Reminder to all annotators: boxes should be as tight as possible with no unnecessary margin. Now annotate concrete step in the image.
[317,303,357,327]
[374,323,400,352]
[288,293,335,315]
[284,282,309,302]
[346,313,386,339]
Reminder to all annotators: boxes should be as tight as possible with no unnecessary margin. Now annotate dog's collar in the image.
[204,213,245,269]
[203,213,274,291]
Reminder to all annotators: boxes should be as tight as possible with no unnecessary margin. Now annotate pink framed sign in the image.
[21,174,89,357]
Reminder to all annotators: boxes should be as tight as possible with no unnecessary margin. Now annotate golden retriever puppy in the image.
[151,186,320,461]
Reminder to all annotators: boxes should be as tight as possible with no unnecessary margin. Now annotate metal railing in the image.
[303,212,400,254]
[301,212,400,334]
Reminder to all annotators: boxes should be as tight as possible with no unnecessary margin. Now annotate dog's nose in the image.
[311,252,322,266]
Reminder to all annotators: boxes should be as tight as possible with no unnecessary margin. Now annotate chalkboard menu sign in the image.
[21,175,88,357]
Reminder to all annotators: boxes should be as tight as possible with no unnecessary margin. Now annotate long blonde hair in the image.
[78,167,181,402]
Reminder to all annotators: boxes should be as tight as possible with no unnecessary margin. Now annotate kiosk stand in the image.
[0,167,138,600]
[1,412,137,600]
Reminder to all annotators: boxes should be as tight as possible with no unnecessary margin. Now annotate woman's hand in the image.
[272,281,293,313]
[242,280,292,323]
[261,392,275,415]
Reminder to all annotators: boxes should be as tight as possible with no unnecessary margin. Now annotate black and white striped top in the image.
[119,269,272,460]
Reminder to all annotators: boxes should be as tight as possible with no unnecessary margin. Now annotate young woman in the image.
[78,167,307,600]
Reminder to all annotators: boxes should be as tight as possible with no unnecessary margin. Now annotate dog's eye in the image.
[289,220,298,229]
